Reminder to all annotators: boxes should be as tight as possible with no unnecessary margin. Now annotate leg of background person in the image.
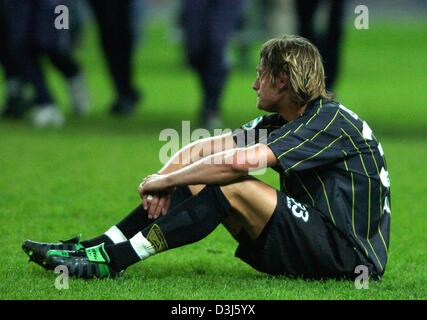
[0,11,14,79]
[45,49,80,80]
[17,0,65,127]
[323,0,346,90]
[88,0,118,97]
[32,0,67,107]
[36,0,91,116]
[294,0,320,45]
[5,0,54,107]
[181,0,209,89]
[48,49,91,116]
[89,0,141,114]
[68,0,86,49]
[0,2,29,117]
[199,0,245,128]
[1,0,51,107]
[25,53,54,106]
[110,0,139,99]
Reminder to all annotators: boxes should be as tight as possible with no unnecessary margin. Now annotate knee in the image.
[219,177,253,201]
[188,185,205,196]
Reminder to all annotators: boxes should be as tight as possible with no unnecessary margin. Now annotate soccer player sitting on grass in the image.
[23,35,391,280]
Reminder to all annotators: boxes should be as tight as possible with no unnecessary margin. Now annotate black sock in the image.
[81,186,194,248]
[105,186,231,271]
[115,204,155,239]
[80,234,113,248]
[104,242,140,272]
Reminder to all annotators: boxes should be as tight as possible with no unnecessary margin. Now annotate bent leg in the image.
[81,186,194,247]
[188,177,278,240]
[104,178,278,272]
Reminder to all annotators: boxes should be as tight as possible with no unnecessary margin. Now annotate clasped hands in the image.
[138,173,174,220]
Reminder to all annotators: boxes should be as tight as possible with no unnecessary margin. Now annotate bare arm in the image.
[141,133,236,218]
[158,132,236,175]
[140,144,278,193]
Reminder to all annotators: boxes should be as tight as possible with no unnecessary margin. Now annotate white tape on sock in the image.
[105,226,127,244]
[129,232,156,260]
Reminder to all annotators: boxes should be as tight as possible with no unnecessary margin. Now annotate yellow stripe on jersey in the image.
[294,173,315,207]
[340,111,389,253]
[285,135,342,173]
[367,239,384,271]
[343,157,369,257]
[267,100,324,148]
[305,99,323,126]
[267,129,292,146]
[313,170,336,226]
[294,123,304,133]
[277,109,340,160]
[341,128,384,271]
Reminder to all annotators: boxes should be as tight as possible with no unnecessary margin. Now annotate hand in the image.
[138,174,174,219]
[138,174,172,195]
[143,193,172,219]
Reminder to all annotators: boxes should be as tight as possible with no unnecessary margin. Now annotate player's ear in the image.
[277,73,289,92]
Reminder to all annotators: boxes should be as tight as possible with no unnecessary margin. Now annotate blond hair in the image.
[260,34,333,106]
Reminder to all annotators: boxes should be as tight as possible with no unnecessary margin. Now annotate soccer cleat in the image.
[22,235,84,270]
[46,243,120,279]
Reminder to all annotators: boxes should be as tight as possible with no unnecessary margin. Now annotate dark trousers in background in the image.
[88,0,143,101]
[2,0,79,105]
[295,0,345,90]
[180,0,245,116]
[0,0,15,80]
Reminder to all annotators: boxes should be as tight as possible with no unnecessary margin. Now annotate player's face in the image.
[252,64,284,112]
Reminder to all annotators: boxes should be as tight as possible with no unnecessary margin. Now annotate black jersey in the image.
[233,98,391,277]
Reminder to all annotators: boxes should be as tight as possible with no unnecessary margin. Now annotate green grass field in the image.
[1,19,426,300]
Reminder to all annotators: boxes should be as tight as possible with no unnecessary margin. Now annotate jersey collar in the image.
[301,98,323,117]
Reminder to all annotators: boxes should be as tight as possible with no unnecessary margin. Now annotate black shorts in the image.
[235,191,364,279]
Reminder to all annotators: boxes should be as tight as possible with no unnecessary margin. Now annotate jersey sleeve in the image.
[233,114,285,148]
[266,108,343,174]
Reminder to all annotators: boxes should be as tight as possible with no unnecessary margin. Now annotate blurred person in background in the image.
[180,0,246,130]
[295,0,346,90]
[87,0,144,116]
[0,0,31,118]
[1,0,89,127]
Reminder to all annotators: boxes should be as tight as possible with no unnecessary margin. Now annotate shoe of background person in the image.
[31,104,64,128]
[1,79,32,119]
[109,91,141,116]
[200,109,224,132]
[69,73,90,116]
[46,243,120,279]
[1,95,31,119]
[22,235,84,270]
